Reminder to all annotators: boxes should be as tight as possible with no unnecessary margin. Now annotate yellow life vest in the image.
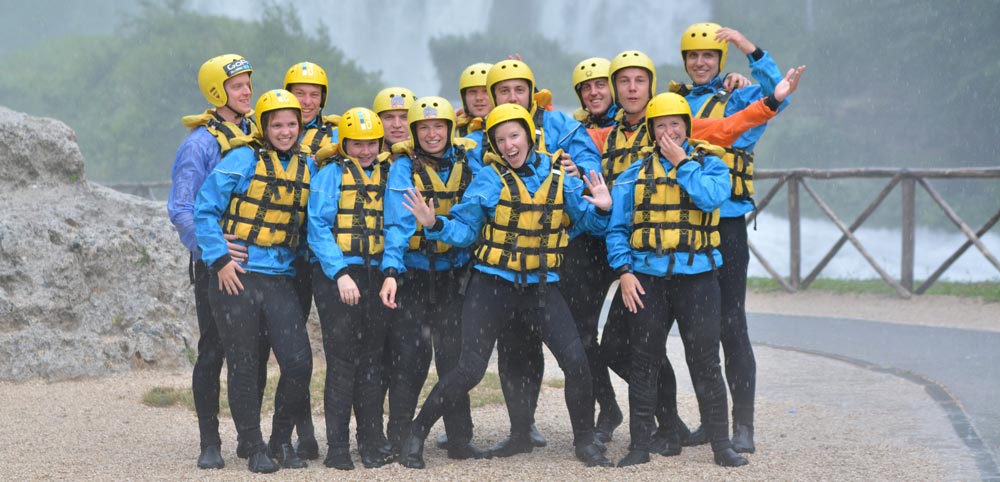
[221,149,310,248]
[456,113,483,137]
[694,90,755,201]
[181,109,260,155]
[301,114,340,161]
[408,153,473,255]
[602,109,652,188]
[332,155,389,259]
[474,152,568,281]
[630,143,721,268]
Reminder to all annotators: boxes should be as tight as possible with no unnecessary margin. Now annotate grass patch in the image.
[748,276,1000,302]
[143,367,508,416]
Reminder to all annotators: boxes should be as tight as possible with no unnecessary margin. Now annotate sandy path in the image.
[0,291,993,480]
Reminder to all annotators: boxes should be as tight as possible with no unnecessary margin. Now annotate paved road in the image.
[748,312,1000,481]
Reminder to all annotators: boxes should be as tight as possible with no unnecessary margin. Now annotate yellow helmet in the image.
[283,61,329,109]
[254,89,302,130]
[486,60,535,107]
[609,50,657,102]
[680,22,728,71]
[339,107,384,145]
[372,87,417,115]
[572,57,612,109]
[459,62,492,114]
[645,93,692,139]
[408,96,456,149]
[198,54,253,107]
[484,103,535,154]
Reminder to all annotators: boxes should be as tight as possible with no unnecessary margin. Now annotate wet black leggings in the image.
[411,272,596,447]
[290,257,316,441]
[384,269,472,445]
[208,271,313,452]
[313,264,388,450]
[618,271,731,451]
[717,216,756,427]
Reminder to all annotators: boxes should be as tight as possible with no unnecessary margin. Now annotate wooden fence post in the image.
[901,176,916,291]
[788,175,801,289]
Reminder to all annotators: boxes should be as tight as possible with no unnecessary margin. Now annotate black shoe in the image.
[489,432,534,458]
[447,442,492,460]
[732,424,756,454]
[269,442,308,469]
[594,405,624,444]
[324,447,354,470]
[247,449,280,473]
[616,449,651,467]
[682,425,708,447]
[435,433,450,450]
[236,437,252,459]
[713,447,749,467]
[650,428,682,456]
[529,423,547,447]
[360,447,392,469]
[398,433,426,469]
[295,436,320,460]
[197,444,225,470]
[575,443,614,468]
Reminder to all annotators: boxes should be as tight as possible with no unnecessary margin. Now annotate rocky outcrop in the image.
[0,106,195,381]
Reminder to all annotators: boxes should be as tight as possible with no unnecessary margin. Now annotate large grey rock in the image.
[0,106,195,381]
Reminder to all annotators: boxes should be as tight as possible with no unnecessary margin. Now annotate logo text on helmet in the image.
[224,59,252,77]
[390,95,405,109]
[423,106,438,118]
[356,110,373,130]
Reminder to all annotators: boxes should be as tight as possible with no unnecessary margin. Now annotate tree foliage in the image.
[0,1,382,182]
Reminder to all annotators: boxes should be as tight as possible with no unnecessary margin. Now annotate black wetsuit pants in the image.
[384,268,473,446]
[618,271,731,451]
[313,264,388,451]
[191,257,267,449]
[207,271,313,452]
[410,272,596,447]
[717,216,756,427]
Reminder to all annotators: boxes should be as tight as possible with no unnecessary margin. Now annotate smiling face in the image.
[492,120,531,169]
[651,114,688,147]
[684,49,722,86]
[379,110,409,146]
[343,138,381,167]
[264,109,300,152]
[289,83,323,125]
[463,86,492,118]
[578,77,612,117]
[492,79,532,110]
[614,67,651,115]
[414,119,450,157]
[223,72,253,115]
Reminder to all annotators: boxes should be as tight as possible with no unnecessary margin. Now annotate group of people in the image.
[168,21,804,474]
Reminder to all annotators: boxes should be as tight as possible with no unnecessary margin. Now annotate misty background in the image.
[1,0,997,281]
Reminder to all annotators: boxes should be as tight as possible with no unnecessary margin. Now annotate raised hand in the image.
[715,27,756,55]
[774,65,806,103]
[723,72,752,91]
[402,188,437,227]
[581,170,612,211]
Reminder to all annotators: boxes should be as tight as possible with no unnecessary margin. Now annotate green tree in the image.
[0,1,382,182]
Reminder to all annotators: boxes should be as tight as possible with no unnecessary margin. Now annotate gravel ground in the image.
[0,291,991,481]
